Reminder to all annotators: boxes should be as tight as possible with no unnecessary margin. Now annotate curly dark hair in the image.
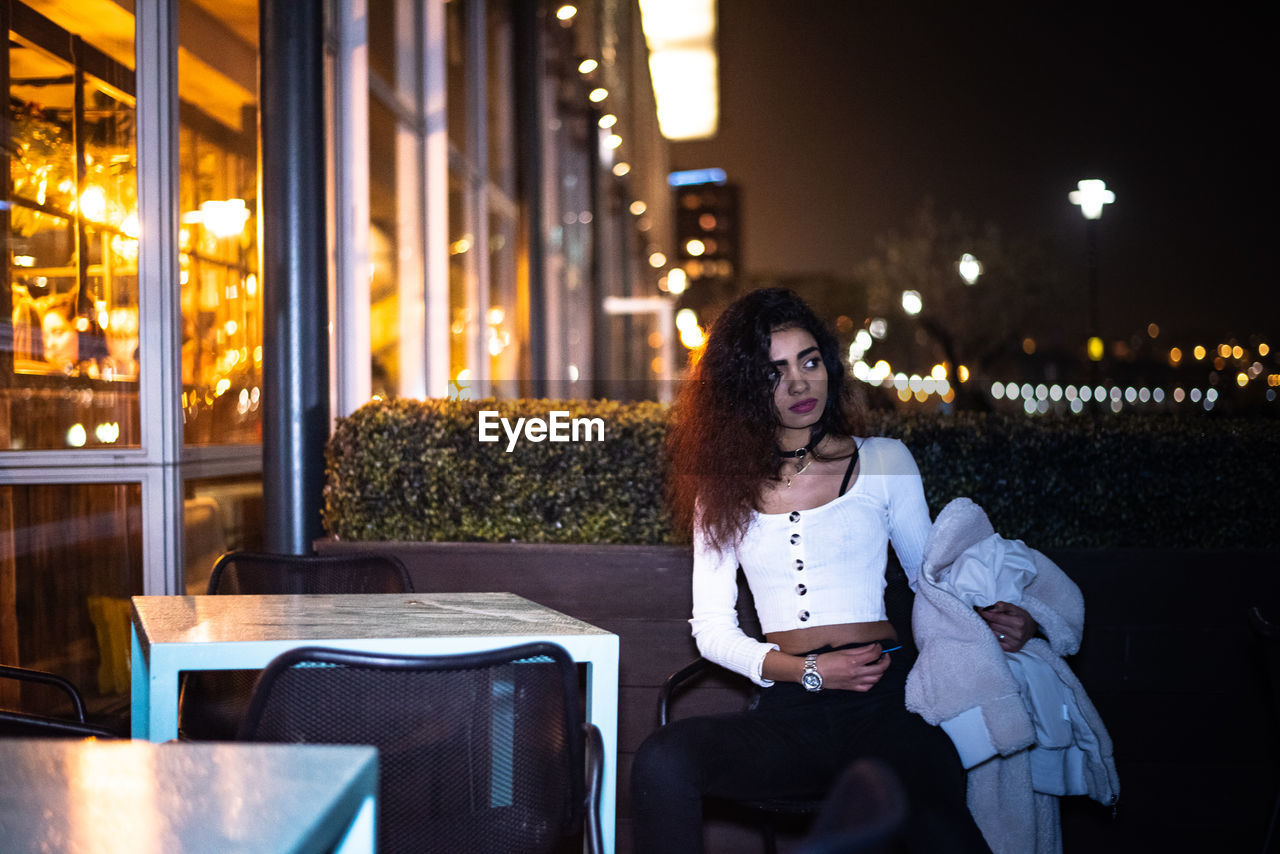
[666,288,863,550]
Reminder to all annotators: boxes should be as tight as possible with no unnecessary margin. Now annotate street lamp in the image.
[1069,179,1115,363]
[957,253,982,286]
[1069,179,1114,220]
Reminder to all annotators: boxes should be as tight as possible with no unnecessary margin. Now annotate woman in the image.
[633,288,1029,852]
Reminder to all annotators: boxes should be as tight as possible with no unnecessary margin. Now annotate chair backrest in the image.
[0,664,121,739]
[207,550,414,595]
[0,709,122,739]
[238,642,587,854]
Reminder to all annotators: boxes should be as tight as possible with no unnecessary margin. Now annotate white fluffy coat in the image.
[905,498,1119,854]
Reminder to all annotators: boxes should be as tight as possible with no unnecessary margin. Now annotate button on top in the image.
[790,533,801,545]
[798,610,810,622]
[789,511,800,523]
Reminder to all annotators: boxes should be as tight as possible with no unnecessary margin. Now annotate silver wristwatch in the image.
[801,653,823,692]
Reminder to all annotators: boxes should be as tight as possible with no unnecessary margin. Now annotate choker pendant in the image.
[778,428,823,487]
[785,449,812,488]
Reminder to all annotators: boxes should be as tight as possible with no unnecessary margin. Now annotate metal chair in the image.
[178,550,414,739]
[205,549,414,595]
[238,642,603,854]
[0,664,123,739]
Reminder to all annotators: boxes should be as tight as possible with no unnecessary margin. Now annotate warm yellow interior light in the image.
[676,308,705,349]
[666,267,688,294]
[79,186,107,222]
[639,0,718,140]
[646,48,718,140]
[200,199,250,239]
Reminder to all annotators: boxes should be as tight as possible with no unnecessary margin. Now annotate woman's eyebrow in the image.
[769,346,820,366]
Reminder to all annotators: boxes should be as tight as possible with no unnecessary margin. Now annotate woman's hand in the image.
[978,601,1037,652]
[815,644,891,692]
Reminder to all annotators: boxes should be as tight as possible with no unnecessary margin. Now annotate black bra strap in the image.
[838,443,861,496]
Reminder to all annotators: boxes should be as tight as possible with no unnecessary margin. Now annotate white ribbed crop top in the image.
[689,437,932,686]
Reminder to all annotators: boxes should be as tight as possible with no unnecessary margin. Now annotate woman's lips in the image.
[789,398,818,413]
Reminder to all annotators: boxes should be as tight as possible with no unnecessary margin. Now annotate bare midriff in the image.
[767,619,897,655]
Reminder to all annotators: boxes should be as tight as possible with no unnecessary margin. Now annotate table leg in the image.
[146,647,182,741]
[585,640,620,854]
[130,625,149,739]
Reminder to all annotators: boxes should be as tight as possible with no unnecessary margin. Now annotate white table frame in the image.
[130,591,620,853]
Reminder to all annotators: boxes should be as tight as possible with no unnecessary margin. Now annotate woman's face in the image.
[42,312,79,369]
[767,325,827,431]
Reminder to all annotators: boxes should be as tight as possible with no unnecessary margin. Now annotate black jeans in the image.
[631,642,990,853]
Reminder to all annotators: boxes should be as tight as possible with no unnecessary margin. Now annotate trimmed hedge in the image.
[866,412,1279,549]
[324,398,1278,548]
[324,397,671,544]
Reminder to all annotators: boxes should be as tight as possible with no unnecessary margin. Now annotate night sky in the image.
[670,2,1274,345]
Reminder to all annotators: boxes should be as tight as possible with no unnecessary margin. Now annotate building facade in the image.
[0,0,676,713]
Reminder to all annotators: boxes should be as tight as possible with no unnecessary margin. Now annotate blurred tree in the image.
[855,199,1076,409]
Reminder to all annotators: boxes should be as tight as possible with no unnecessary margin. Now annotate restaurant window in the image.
[445,0,522,397]
[0,481,141,718]
[485,2,519,394]
[0,0,262,718]
[367,0,429,399]
[542,23,595,398]
[182,473,264,595]
[177,0,261,445]
[2,2,140,451]
[0,0,261,450]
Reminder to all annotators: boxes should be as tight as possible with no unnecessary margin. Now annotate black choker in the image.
[777,428,826,459]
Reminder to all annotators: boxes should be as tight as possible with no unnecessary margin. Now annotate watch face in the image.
[801,671,822,691]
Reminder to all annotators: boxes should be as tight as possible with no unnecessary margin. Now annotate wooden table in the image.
[130,591,620,852]
[0,739,377,853]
